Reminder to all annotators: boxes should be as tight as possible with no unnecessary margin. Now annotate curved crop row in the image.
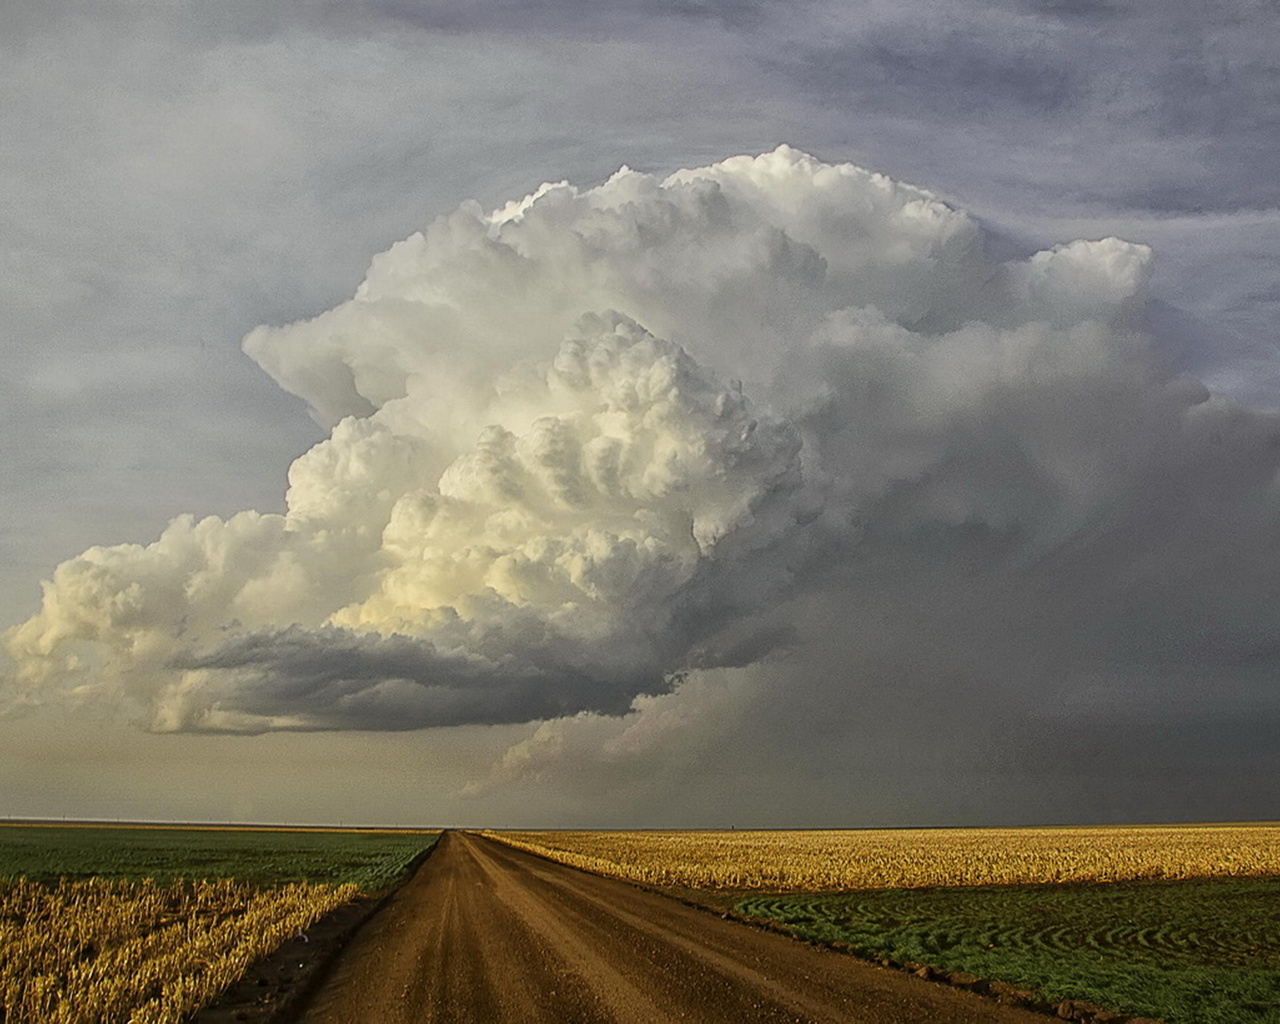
[735,879,1280,1024]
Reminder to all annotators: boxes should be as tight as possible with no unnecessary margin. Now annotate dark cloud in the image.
[168,625,663,731]
[161,596,799,734]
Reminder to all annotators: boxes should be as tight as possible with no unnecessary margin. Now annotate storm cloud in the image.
[6,144,1280,771]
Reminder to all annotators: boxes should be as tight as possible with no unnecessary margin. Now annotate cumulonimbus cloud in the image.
[6,145,1278,736]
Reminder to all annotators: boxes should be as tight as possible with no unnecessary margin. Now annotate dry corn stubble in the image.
[481,826,1280,890]
[0,877,356,1024]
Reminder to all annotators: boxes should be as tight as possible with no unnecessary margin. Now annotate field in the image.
[485,826,1280,1023]
[485,825,1280,890]
[0,824,438,1024]
[1,876,355,1024]
[292,832,1053,1023]
[0,823,436,890]
[738,878,1280,1024]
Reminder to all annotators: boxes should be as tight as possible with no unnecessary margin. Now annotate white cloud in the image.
[6,145,1280,819]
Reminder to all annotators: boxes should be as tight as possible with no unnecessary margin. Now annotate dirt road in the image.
[299,831,1047,1024]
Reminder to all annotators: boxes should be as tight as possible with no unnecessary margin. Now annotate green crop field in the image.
[0,823,438,890]
[738,877,1280,1024]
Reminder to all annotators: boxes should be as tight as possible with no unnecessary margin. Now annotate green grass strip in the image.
[0,824,437,890]
[737,877,1280,1024]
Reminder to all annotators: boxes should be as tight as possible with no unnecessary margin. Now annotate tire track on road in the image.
[299,831,1049,1023]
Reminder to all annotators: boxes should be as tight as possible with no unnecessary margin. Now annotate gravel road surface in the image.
[298,830,1048,1023]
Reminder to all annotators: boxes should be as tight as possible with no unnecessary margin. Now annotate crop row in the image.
[482,825,1280,890]
[0,876,355,1024]
[735,878,1280,1024]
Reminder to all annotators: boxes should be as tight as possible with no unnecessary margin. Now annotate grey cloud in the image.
[1026,0,1124,19]
[167,625,663,731]
[159,576,801,734]
[44,0,771,44]
[756,1,1280,215]
[362,0,768,33]
[480,498,1280,826]
[791,24,1080,120]
[683,623,800,673]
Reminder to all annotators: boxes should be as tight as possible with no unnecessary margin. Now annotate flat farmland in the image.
[299,831,1046,1024]
[9,824,1278,1023]
[0,822,435,888]
[0,823,438,1024]
[486,824,1280,890]
[483,825,1280,1024]
[737,878,1280,1024]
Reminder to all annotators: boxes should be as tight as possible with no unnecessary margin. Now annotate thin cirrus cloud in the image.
[7,147,1280,763]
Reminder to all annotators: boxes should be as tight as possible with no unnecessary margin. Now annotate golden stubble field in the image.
[0,876,355,1024]
[483,824,1280,890]
[0,825,437,1024]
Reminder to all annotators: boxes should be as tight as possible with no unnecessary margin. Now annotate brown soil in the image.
[193,845,439,1024]
[192,897,380,1024]
[292,831,1053,1024]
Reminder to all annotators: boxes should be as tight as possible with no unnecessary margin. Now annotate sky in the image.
[3,0,1280,828]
